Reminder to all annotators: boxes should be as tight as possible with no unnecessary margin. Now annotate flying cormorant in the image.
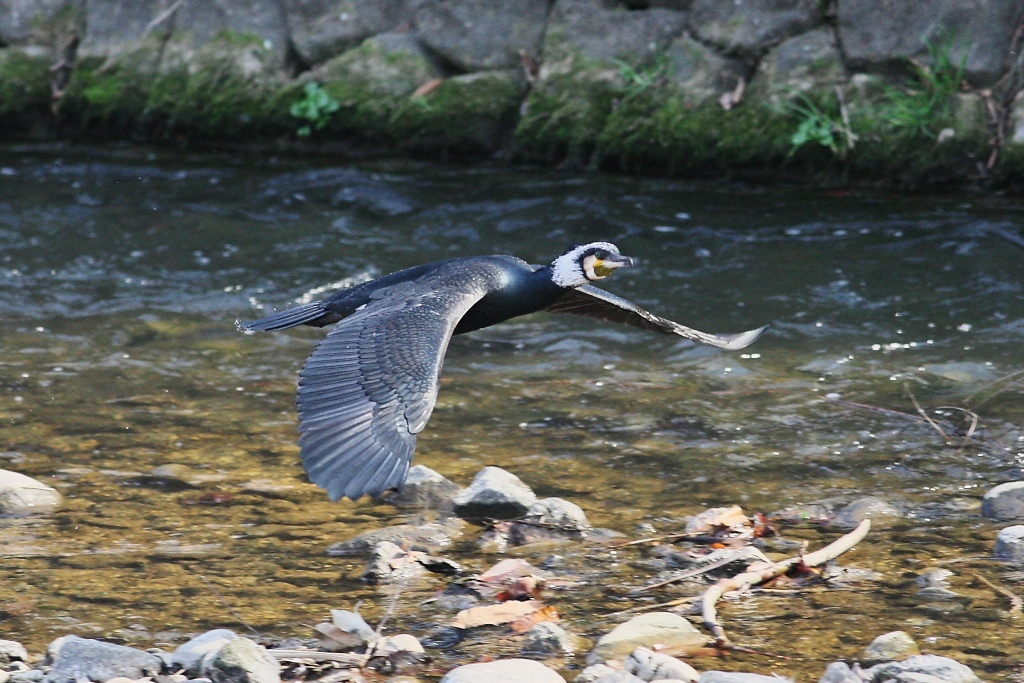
[241,242,765,502]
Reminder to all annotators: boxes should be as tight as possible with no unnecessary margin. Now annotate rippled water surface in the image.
[2,145,1024,680]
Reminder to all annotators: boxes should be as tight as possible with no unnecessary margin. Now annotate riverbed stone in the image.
[837,0,1024,87]
[521,622,575,657]
[386,464,463,512]
[203,637,280,683]
[593,673,645,683]
[864,655,981,683]
[0,640,28,666]
[326,518,464,556]
[171,629,239,677]
[994,525,1024,566]
[832,497,900,528]
[576,665,620,683]
[699,674,781,683]
[452,466,537,520]
[586,612,706,665]
[688,0,822,61]
[45,635,163,683]
[316,32,446,98]
[664,34,747,106]
[982,481,1024,521]
[361,540,429,583]
[747,27,846,107]
[415,0,550,72]
[863,631,919,665]
[283,0,407,66]
[626,646,699,682]
[0,470,61,515]
[819,662,861,683]
[523,497,592,532]
[440,658,565,682]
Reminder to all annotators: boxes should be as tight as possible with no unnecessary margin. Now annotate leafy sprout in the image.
[290,82,341,137]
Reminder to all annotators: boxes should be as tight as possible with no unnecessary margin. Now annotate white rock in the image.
[864,655,980,683]
[626,647,699,682]
[576,665,620,683]
[586,612,705,665]
[0,469,61,514]
[375,634,424,655]
[994,525,1024,566]
[863,631,918,664]
[440,658,565,682]
[171,629,239,676]
[453,467,537,520]
[982,481,1024,521]
[699,674,789,683]
[0,640,28,665]
[818,662,861,683]
[522,622,575,656]
[202,637,280,683]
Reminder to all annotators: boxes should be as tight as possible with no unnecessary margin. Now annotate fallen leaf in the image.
[510,604,559,633]
[452,601,542,629]
[411,78,443,99]
[496,575,544,602]
[480,558,537,583]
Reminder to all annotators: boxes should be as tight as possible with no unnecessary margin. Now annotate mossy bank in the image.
[3,0,1024,187]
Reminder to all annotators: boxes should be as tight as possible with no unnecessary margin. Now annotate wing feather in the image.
[546,284,766,350]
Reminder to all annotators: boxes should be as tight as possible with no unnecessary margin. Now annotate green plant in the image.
[780,89,857,158]
[289,81,340,137]
[882,33,966,136]
[612,57,666,101]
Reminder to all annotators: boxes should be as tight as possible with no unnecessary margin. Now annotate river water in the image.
[1,145,1023,680]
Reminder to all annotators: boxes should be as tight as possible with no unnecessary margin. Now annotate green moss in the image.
[62,54,155,129]
[0,49,52,126]
[391,73,525,155]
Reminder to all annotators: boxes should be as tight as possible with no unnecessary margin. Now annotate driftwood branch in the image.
[702,520,871,647]
[973,573,1023,617]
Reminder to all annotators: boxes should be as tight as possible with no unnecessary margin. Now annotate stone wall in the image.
[2,0,1024,184]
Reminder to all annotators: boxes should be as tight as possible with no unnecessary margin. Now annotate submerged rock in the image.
[982,481,1024,521]
[523,497,591,532]
[326,519,464,556]
[440,658,565,682]
[863,631,919,664]
[625,646,699,682]
[45,635,162,683]
[586,612,705,665]
[0,469,61,515]
[453,466,537,520]
[521,622,575,657]
[994,525,1024,566]
[832,497,900,528]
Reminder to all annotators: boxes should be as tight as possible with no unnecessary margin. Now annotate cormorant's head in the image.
[551,241,634,287]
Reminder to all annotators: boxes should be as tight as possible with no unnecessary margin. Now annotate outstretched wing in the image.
[545,284,766,350]
[297,274,493,501]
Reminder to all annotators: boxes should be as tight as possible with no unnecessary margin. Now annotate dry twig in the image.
[701,520,871,648]
[904,383,952,444]
[973,573,1023,617]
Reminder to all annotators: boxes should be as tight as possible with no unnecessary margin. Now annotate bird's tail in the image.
[237,301,329,332]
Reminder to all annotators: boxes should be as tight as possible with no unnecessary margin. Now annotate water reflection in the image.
[1,146,1023,678]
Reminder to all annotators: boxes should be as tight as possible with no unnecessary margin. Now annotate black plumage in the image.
[241,242,765,501]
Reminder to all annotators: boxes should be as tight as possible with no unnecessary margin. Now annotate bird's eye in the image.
[594,249,609,260]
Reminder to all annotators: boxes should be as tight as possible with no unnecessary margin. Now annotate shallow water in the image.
[1,145,1024,680]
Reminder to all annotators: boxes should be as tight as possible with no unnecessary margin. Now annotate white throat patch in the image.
[550,241,619,288]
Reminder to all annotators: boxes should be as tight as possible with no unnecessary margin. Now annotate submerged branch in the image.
[973,573,1023,617]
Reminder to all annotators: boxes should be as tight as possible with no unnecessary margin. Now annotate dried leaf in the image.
[496,575,544,602]
[752,512,777,538]
[685,505,750,535]
[510,605,559,633]
[451,601,542,629]
[480,558,537,583]
[411,78,444,99]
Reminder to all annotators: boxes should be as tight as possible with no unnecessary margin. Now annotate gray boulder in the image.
[576,665,620,683]
[819,662,862,683]
[832,497,900,529]
[171,629,239,677]
[313,32,447,98]
[543,0,688,66]
[982,481,1024,521]
[994,525,1024,566]
[453,466,537,520]
[863,631,919,665]
[864,655,981,683]
[521,622,576,657]
[626,646,699,681]
[0,470,61,515]
[586,612,705,665]
[837,0,1024,87]
[664,34,747,106]
[204,637,280,683]
[415,0,550,71]
[282,0,408,67]
[594,673,646,683]
[523,497,592,532]
[688,0,822,61]
[45,636,163,683]
[361,540,428,583]
[0,0,80,47]
[441,658,566,682]
[386,464,463,512]
[747,27,846,107]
